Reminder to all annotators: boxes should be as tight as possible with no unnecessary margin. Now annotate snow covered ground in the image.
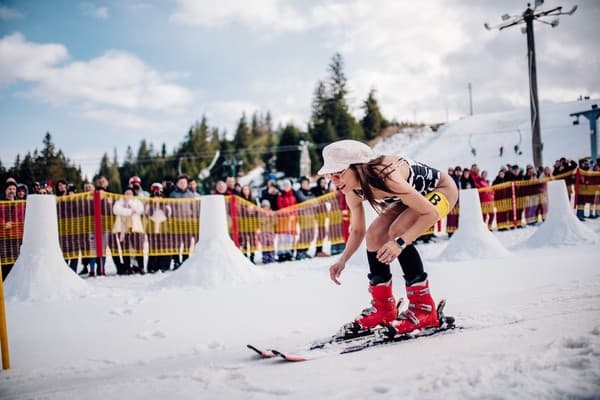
[2,222,599,400]
[1,99,600,399]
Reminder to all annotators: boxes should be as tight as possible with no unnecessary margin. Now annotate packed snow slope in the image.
[374,98,598,174]
[1,99,600,400]
[2,227,599,400]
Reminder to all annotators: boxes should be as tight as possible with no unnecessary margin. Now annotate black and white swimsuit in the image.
[354,157,441,208]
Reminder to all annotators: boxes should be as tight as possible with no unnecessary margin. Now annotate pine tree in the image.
[360,89,388,140]
[309,53,364,145]
[276,124,302,178]
[233,113,252,172]
[309,80,336,145]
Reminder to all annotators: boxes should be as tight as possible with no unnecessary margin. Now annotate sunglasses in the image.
[328,168,348,179]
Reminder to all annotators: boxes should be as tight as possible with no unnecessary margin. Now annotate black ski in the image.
[340,315,456,354]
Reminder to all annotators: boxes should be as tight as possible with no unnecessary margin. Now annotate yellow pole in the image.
[0,264,10,370]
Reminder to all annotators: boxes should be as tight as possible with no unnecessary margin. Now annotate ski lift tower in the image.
[570,104,600,165]
[484,0,577,169]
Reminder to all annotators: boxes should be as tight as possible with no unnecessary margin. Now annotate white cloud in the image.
[0,33,193,117]
[80,2,109,19]
[170,0,309,31]
[167,0,481,122]
[0,5,24,19]
[0,33,68,86]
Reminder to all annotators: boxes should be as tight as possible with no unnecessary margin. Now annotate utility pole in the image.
[485,1,577,169]
[570,104,600,165]
[468,82,473,116]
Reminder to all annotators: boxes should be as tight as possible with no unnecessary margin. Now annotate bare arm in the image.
[329,193,365,285]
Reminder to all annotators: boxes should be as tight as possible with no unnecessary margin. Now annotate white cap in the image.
[318,140,375,175]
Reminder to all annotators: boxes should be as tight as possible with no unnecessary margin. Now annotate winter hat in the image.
[318,140,375,175]
[150,182,163,192]
[129,175,142,185]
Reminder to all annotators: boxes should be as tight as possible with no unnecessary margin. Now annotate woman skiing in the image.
[318,140,458,335]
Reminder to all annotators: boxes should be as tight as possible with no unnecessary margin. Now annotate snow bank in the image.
[156,195,259,289]
[4,195,88,301]
[439,189,510,261]
[521,180,598,248]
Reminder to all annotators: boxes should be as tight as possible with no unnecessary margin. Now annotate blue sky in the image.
[1,0,598,179]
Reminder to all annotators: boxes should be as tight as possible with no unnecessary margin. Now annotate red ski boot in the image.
[388,279,439,335]
[354,279,398,330]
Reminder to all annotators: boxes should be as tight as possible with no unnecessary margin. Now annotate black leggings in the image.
[367,244,426,286]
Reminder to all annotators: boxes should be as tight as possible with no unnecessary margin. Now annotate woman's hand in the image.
[376,240,403,264]
[329,261,346,285]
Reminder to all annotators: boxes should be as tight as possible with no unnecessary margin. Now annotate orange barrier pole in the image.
[574,168,580,210]
[511,181,518,228]
[229,196,240,247]
[93,190,104,274]
[0,267,10,369]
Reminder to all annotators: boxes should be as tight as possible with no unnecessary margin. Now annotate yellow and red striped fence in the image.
[1,169,598,266]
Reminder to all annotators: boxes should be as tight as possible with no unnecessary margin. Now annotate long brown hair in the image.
[350,156,408,213]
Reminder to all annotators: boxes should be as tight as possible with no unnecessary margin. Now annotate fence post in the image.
[229,195,239,247]
[0,270,10,370]
[511,181,518,228]
[574,167,580,210]
[93,190,104,274]
[338,190,350,242]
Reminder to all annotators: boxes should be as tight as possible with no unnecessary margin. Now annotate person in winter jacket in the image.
[459,168,476,189]
[319,139,458,337]
[169,175,197,269]
[112,186,145,275]
[311,176,329,197]
[492,168,506,185]
[16,184,28,200]
[473,170,495,229]
[276,179,298,262]
[295,176,316,260]
[145,183,173,273]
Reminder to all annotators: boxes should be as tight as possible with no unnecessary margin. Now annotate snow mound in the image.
[521,180,598,248]
[439,189,510,261]
[156,195,260,289]
[4,195,89,301]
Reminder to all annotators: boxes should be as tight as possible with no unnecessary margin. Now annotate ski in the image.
[271,349,309,362]
[340,315,456,354]
[248,300,457,363]
[265,319,457,362]
[309,298,407,350]
[246,344,277,359]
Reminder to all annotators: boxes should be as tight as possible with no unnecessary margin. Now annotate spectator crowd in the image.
[1,171,348,279]
[2,155,598,280]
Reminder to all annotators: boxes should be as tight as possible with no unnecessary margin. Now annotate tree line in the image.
[1,53,421,193]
